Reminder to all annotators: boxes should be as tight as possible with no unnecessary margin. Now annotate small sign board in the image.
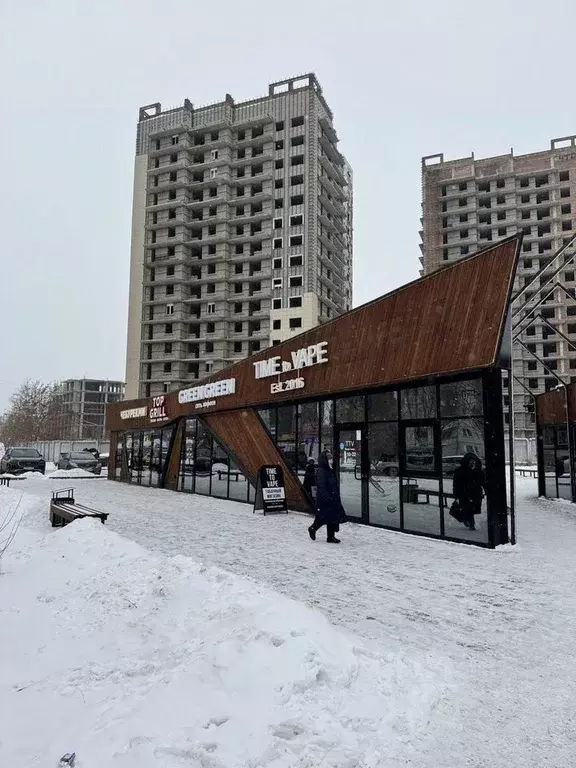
[253,465,288,515]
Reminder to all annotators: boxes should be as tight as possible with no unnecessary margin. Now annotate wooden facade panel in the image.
[202,409,311,512]
[537,387,569,426]
[107,237,520,433]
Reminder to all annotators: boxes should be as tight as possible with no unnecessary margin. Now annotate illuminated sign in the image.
[253,342,328,381]
[120,406,147,420]
[149,396,168,423]
[178,378,236,405]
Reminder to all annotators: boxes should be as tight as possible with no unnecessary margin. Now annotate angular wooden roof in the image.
[108,235,521,428]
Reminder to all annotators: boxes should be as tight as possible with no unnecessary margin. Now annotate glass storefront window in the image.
[440,379,483,418]
[195,422,213,495]
[335,395,365,423]
[401,477,441,535]
[150,431,162,488]
[404,425,436,473]
[298,402,320,479]
[227,453,251,503]
[442,417,488,543]
[211,440,230,499]
[115,434,124,480]
[131,433,142,484]
[277,405,298,471]
[258,408,276,439]
[320,399,334,456]
[181,418,197,493]
[367,422,400,528]
[367,390,398,422]
[401,385,437,420]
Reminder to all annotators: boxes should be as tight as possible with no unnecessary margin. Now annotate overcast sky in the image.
[0,0,575,410]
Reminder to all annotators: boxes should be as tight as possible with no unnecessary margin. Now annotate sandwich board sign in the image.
[253,465,288,515]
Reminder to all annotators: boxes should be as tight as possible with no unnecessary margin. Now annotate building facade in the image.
[420,135,576,438]
[109,238,520,548]
[54,379,125,440]
[125,74,353,401]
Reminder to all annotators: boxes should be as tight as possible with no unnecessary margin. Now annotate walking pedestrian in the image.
[303,457,317,500]
[308,450,347,543]
[452,453,486,531]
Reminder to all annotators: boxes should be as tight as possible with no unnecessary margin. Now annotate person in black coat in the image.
[308,450,348,543]
[452,452,486,531]
[303,458,317,499]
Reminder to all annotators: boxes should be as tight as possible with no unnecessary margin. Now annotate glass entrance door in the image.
[335,426,367,522]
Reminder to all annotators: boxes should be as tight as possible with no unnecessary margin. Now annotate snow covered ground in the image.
[2,475,576,766]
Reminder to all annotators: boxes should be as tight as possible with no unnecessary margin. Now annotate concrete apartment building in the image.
[125,74,353,399]
[420,135,576,438]
[54,379,125,440]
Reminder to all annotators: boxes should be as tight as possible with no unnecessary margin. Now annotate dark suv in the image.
[0,447,46,475]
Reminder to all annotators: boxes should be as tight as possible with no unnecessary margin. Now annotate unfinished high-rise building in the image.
[125,74,353,399]
[420,136,576,439]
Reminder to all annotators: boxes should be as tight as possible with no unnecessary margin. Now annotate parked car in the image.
[0,447,46,475]
[82,447,100,459]
[57,451,102,475]
[98,453,110,469]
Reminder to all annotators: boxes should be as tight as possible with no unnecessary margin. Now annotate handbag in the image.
[449,500,465,523]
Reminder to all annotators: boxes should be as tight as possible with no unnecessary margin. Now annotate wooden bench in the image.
[49,488,108,528]
[217,469,240,482]
[416,489,455,508]
[0,477,12,487]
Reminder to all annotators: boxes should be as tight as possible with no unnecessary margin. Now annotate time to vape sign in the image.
[253,342,328,394]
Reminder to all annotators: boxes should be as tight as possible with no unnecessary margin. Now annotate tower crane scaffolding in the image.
[510,233,576,503]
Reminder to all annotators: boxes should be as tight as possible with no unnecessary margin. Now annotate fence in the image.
[25,440,110,463]
[505,437,537,466]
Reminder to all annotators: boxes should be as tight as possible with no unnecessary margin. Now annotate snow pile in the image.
[48,468,103,479]
[0,500,440,767]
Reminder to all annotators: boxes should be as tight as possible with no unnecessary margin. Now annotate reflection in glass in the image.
[401,477,441,535]
[211,440,230,499]
[180,418,197,493]
[298,402,319,483]
[442,421,489,543]
[258,408,276,438]
[115,434,124,479]
[440,379,483,418]
[367,390,398,422]
[277,405,299,471]
[140,431,152,487]
[150,431,162,488]
[368,422,400,528]
[404,425,435,472]
[335,395,365,424]
[401,385,437,420]
[320,400,334,456]
[227,454,250,503]
[131,434,142,484]
[194,422,212,495]
[336,428,363,520]
[441,418,485,472]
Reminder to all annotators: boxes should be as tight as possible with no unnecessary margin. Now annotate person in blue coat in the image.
[308,450,348,543]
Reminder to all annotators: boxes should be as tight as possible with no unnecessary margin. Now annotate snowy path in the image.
[13,475,576,766]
